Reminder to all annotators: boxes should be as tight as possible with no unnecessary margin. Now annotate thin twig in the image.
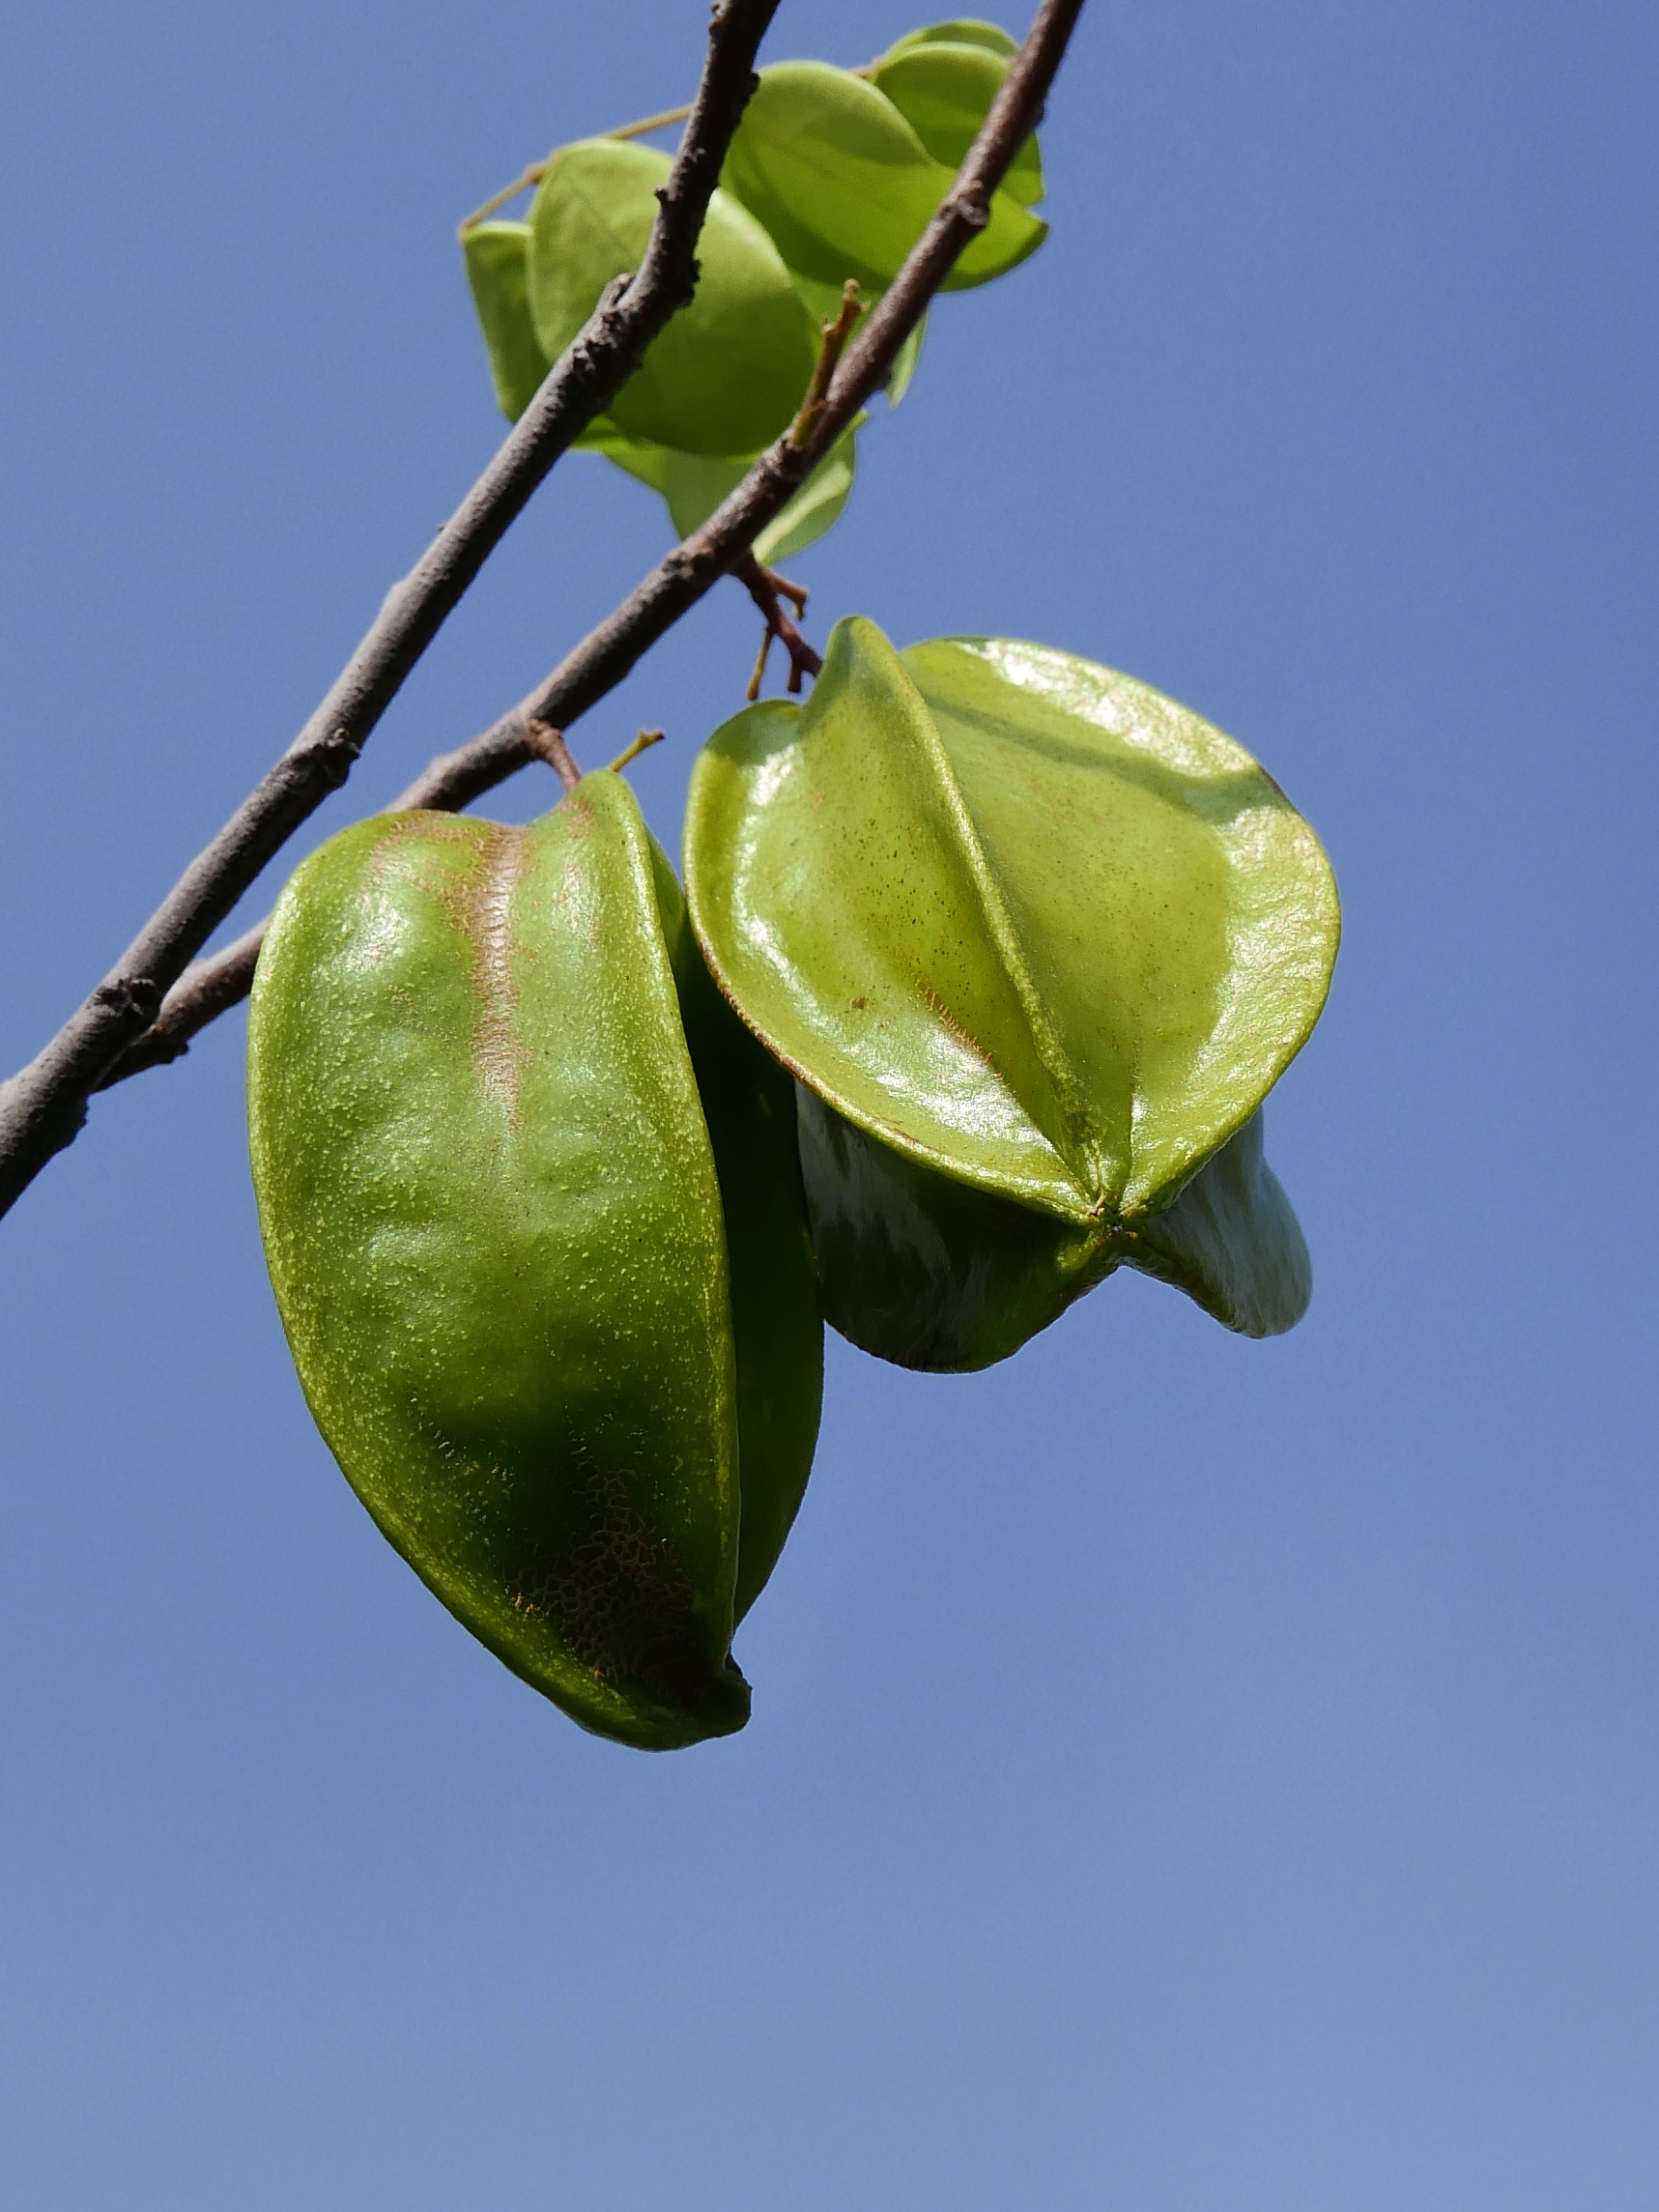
[739,557,822,697]
[459,102,697,233]
[92,926,267,1089]
[91,0,1089,1106]
[0,0,782,1220]
[609,728,667,774]
[788,281,865,450]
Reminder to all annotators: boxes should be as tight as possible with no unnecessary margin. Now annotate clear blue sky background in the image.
[1,2,1654,2204]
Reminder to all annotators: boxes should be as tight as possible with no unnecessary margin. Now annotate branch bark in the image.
[78,0,1091,1133]
[393,0,1087,818]
[0,0,782,1218]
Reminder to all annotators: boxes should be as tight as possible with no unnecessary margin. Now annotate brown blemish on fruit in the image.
[468,824,530,1125]
[508,1467,714,1711]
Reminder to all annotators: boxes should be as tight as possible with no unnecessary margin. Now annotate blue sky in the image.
[2,2,1655,2204]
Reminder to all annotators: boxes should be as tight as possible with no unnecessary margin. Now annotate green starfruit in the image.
[528,139,818,457]
[880,20,1021,57]
[248,773,822,1747]
[458,212,859,557]
[685,618,1339,1371]
[871,30,1044,207]
[720,62,1045,298]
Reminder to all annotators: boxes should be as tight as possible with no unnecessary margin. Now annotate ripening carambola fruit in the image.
[685,618,1339,1371]
[248,773,822,1749]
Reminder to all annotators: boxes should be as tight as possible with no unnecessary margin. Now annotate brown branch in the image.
[523,720,582,792]
[0,0,783,1219]
[92,0,1090,1104]
[346,0,1089,819]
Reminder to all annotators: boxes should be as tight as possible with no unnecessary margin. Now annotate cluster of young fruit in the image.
[462,18,1049,559]
[248,619,1339,1750]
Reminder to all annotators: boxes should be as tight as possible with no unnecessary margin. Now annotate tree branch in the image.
[0,0,782,1220]
[347,0,1089,818]
[89,0,1089,1113]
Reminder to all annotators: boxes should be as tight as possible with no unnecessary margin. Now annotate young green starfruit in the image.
[870,21,1044,208]
[528,139,818,458]
[463,219,552,422]
[248,772,822,1748]
[462,192,857,561]
[684,618,1339,1371]
[720,59,1044,301]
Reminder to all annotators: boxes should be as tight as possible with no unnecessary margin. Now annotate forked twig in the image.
[609,728,667,774]
[740,558,822,699]
[787,280,866,450]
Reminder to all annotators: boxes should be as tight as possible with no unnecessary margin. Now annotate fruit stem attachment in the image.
[458,103,696,235]
[738,558,820,700]
[609,728,667,774]
[524,720,582,791]
[787,282,865,450]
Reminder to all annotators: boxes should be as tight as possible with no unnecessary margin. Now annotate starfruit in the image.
[720,61,1044,299]
[461,214,861,560]
[871,23,1044,208]
[527,139,818,458]
[248,773,822,1748]
[684,618,1339,1371]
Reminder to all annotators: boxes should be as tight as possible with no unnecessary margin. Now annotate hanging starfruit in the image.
[684,618,1339,1372]
[462,202,858,560]
[248,772,822,1748]
[527,139,818,458]
[720,59,1044,300]
[870,21,1044,209]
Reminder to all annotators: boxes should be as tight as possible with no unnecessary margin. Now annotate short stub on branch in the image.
[524,720,583,792]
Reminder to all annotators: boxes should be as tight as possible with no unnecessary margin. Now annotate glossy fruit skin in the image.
[686,618,1338,1369]
[248,774,820,1748]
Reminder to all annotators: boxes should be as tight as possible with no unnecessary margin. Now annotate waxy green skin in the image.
[463,220,553,423]
[249,773,821,1748]
[686,619,1339,1370]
